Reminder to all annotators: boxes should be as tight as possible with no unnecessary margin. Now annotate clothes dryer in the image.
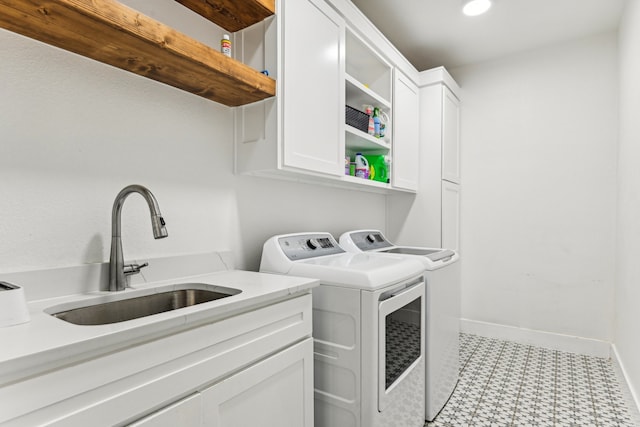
[260,232,426,427]
[339,229,460,422]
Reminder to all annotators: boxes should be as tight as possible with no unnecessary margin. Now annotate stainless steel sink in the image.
[50,285,240,325]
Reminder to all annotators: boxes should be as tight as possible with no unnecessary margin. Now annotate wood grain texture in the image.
[175,0,275,32]
[0,0,276,106]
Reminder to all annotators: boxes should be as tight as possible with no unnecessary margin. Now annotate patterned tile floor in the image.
[426,333,639,427]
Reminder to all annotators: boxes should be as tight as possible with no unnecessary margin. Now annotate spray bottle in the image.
[221,34,232,57]
[373,107,381,138]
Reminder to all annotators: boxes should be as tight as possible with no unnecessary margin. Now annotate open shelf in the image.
[345,125,390,152]
[340,174,391,190]
[343,26,393,191]
[0,0,276,107]
[345,74,391,109]
[345,29,391,102]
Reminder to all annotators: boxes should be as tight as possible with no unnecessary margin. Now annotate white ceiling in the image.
[349,0,628,71]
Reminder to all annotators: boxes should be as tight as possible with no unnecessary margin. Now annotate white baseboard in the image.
[460,318,611,358]
[611,344,640,424]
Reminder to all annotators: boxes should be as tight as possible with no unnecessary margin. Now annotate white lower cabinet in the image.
[201,338,313,426]
[1,293,313,427]
[129,394,202,427]
[130,339,314,427]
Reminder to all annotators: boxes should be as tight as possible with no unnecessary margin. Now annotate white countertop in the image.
[0,269,318,385]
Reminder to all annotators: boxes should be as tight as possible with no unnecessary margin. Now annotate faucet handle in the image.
[123,262,149,276]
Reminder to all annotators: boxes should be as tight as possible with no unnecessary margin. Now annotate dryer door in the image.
[377,278,425,411]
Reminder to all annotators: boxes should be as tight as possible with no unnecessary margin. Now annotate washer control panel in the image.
[277,233,345,260]
[347,230,394,251]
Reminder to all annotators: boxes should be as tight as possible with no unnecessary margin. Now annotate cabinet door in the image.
[127,394,202,426]
[281,0,345,176]
[201,338,314,427]
[442,87,461,184]
[442,181,460,252]
[392,70,420,191]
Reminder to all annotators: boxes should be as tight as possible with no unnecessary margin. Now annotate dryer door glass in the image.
[385,298,422,388]
[378,280,424,411]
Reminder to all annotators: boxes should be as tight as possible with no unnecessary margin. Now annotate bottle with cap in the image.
[373,107,381,138]
[364,105,375,136]
[355,153,369,179]
[221,34,231,57]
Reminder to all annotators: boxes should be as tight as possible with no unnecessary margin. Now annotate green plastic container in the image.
[365,155,390,183]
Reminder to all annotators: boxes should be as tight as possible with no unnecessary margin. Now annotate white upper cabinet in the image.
[281,0,345,175]
[235,0,345,178]
[442,86,461,184]
[235,0,421,194]
[386,67,461,248]
[392,70,420,191]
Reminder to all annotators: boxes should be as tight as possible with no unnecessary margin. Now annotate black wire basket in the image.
[345,105,370,133]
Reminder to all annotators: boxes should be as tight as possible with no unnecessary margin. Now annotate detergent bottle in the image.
[365,155,390,183]
[355,153,369,179]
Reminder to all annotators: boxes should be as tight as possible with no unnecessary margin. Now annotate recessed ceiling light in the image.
[462,0,492,16]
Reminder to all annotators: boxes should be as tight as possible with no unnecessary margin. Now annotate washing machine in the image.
[339,229,461,422]
[260,232,426,427]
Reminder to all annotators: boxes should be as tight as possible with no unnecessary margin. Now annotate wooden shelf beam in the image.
[175,0,275,32]
[0,0,276,106]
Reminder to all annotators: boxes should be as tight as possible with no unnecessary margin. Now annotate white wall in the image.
[450,33,618,344]
[0,5,386,275]
[616,0,640,405]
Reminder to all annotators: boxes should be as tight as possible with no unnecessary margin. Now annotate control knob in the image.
[306,239,319,250]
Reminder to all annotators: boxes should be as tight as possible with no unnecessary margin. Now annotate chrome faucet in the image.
[109,185,168,291]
